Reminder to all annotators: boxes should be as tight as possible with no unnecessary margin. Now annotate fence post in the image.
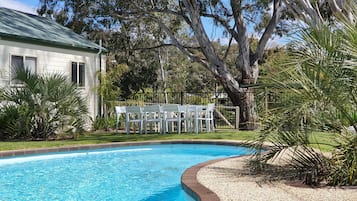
[180,91,184,105]
[235,106,240,130]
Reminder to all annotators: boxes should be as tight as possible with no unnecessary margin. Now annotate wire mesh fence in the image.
[113,87,291,130]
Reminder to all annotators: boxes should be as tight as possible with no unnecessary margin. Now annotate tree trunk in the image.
[218,67,259,130]
[222,82,258,130]
[237,88,258,130]
[158,49,168,104]
[155,0,263,130]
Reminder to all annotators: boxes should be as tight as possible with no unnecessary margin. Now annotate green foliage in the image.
[97,63,128,131]
[0,130,338,153]
[98,63,128,104]
[93,116,117,131]
[36,0,355,130]
[250,3,357,186]
[328,133,357,185]
[250,114,331,184]
[0,105,31,140]
[38,0,95,34]
[250,129,330,185]
[117,48,162,98]
[162,47,215,93]
[0,68,89,140]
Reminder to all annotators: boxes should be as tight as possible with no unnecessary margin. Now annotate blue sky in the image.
[0,0,286,46]
[0,0,38,14]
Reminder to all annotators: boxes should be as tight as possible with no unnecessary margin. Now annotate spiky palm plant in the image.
[0,68,88,140]
[250,5,357,186]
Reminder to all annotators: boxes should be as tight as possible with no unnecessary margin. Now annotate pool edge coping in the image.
[181,157,226,201]
[0,139,249,158]
[181,148,250,201]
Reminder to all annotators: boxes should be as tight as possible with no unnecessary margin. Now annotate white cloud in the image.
[0,0,37,14]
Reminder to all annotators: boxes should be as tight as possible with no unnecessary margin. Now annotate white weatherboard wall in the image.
[0,40,105,125]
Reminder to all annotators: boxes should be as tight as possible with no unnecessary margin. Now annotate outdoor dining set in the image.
[115,104,215,134]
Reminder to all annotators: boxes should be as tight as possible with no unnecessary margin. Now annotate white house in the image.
[0,7,106,122]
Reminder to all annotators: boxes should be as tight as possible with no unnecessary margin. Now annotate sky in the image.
[0,0,38,14]
[0,0,287,47]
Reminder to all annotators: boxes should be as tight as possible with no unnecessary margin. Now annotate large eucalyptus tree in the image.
[120,0,356,130]
[38,0,353,130]
[113,0,287,130]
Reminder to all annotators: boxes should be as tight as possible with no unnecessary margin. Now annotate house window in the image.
[71,62,85,87]
[11,55,37,84]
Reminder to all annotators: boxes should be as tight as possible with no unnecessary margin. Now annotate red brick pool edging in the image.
[0,140,249,201]
[181,158,224,201]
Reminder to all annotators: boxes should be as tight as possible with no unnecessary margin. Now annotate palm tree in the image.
[250,5,357,186]
[0,68,89,140]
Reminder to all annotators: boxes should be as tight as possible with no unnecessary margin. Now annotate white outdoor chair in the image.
[115,106,126,132]
[180,105,195,133]
[194,103,215,133]
[125,106,143,134]
[205,103,215,132]
[162,104,182,134]
[143,104,162,134]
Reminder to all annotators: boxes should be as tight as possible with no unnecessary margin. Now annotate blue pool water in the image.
[0,144,252,201]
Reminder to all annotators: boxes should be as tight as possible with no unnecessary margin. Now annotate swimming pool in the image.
[0,143,252,200]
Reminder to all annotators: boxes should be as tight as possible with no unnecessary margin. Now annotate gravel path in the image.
[197,156,357,201]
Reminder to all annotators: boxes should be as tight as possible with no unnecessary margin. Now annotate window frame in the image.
[71,61,85,88]
[10,55,37,86]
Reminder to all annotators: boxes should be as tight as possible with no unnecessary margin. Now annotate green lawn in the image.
[0,130,337,152]
[309,132,337,151]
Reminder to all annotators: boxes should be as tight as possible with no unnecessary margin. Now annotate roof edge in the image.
[0,33,108,54]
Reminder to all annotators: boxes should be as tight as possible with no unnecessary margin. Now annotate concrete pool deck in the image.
[182,146,357,201]
[1,140,356,201]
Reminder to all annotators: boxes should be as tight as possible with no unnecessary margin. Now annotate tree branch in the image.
[130,43,201,51]
[254,0,283,63]
[181,0,226,77]
[223,34,234,61]
[140,7,192,25]
[149,14,210,69]
[231,0,250,77]
[200,12,240,41]
[284,0,322,23]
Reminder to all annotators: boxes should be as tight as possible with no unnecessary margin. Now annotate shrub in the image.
[249,6,357,186]
[0,104,31,140]
[93,115,117,130]
[328,133,357,186]
[0,68,89,140]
